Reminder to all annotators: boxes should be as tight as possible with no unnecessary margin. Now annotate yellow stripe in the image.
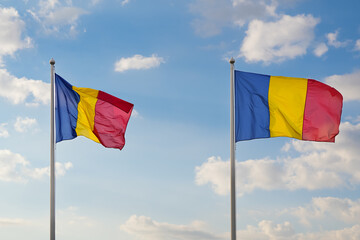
[268,76,308,139]
[73,86,100,143]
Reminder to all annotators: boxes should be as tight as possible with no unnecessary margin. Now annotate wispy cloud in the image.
[355,39,360,51]
[14,117,37,133]
[189,0,277,37]
[121,0,130,6]
[0,218,26,226]
[120,215,226,240]
[27,0,88,36]
[0,123,9,138]
[114,54,165,72]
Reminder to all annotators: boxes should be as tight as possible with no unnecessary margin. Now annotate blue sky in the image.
[0,0,360,239]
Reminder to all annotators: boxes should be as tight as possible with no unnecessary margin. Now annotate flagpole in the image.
[229,57,236,240]
[50,58,56,240]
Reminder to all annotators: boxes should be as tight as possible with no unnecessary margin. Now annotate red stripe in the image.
[93,95,133,149]
[302,79,343,142]
[97,90,134,113]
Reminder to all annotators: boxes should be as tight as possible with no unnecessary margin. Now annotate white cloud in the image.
[0,218,26,226]
[0,123,9,138]
[195,156,230,195]
[237,220,295,240]
[355,39,360,51]
[189,0,277,37]
[327,30,348,48]
[0,149,30,182]
[237,220,360,240]
[0,7,32,65]
[28,0,88,36]
[240,14,319,63]
[195,121,360,196]
[131,109,142,119]
[120,214,360,240]
[58,206,95,227]
[25,161,73,180]
[0,69,50,105]
[120,215,226,240]
[114,54,165,72]
[324,70,360,102]
[298,225,360,240]
[90,0,101,5]
[313,42,328,57]
[121,0,130,6]
[290,197,360,226]
[0,149,72,182]
[14,117,37,132]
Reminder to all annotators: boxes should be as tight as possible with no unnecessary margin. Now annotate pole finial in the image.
[50,58,55,65]
[229,57,235,64]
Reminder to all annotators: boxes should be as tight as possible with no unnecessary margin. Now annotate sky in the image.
[0,0,360,239]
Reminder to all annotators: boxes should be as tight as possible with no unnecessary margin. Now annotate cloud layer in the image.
[195,121,360,196]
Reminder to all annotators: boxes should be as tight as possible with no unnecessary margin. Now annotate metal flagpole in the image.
[50,58,56,240]
[229,57,236,240]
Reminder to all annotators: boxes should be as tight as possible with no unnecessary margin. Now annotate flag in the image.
[235,70,343,142]
[55,74,134,150]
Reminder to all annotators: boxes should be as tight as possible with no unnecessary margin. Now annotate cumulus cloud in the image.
[114,54,165,72]
[324,70,360,102]
[14,117,37,132]
[0,7,32,64]
[313,42,328,57]
[120,215,225,240]
[240,14,319,63]
[0,69,50,106]
[195,121,360,196]
[189,0,277,37]
[0,149,72,182]
[27,0,88,36]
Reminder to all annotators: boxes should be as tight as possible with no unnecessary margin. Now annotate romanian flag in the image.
[55,74,134,150]
[235,71,343,142]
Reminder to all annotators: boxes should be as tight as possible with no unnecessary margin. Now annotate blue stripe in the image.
[235,71,270,141]
[55,74,80,143]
